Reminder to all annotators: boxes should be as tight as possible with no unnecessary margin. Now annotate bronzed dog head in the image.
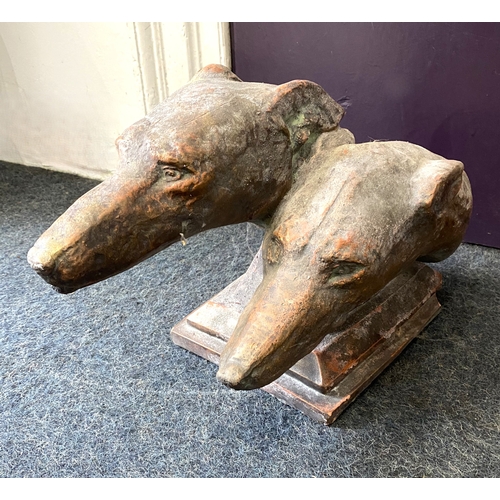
[27,65,345,293]
[217,141,472,389]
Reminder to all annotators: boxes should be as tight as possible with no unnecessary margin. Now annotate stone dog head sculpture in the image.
[27,64,348,293]
[28,64,472,392]
[218,140,472,389]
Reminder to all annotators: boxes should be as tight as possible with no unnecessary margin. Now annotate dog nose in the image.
[27,246,55,276]
[216,358,258,390]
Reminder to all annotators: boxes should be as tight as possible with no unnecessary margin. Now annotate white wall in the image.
[0,22,230,180]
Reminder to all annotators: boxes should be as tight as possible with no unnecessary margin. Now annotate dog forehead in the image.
[269,157,413,264]
[126,81,277,160]
[152,79,275,125]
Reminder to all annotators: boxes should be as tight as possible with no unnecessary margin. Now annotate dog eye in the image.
[158,162,184,181]
[163,167,182,181]
[328,261,366,285]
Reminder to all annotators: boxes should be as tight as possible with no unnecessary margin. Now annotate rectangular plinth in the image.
[171,252,442,424]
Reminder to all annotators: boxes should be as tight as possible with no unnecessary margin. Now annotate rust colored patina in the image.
[28,65,472,403]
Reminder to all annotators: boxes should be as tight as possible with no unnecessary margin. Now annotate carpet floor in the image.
[0,161,498,477]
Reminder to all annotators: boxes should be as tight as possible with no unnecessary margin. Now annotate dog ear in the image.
[267,80,345,152]
[412,159,465,213]
[191,64,242,82]
[413,159,472,262]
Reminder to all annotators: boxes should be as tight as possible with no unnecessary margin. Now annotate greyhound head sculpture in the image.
[217,140,472,388]
[27,64,349,294]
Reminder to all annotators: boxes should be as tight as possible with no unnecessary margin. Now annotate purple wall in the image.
[231,23,500,248]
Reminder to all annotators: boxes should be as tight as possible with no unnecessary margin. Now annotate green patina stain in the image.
[286,112,326,176]
[291,130,321,179]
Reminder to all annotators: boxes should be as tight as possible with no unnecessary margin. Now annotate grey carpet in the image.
[0,161,498,477]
